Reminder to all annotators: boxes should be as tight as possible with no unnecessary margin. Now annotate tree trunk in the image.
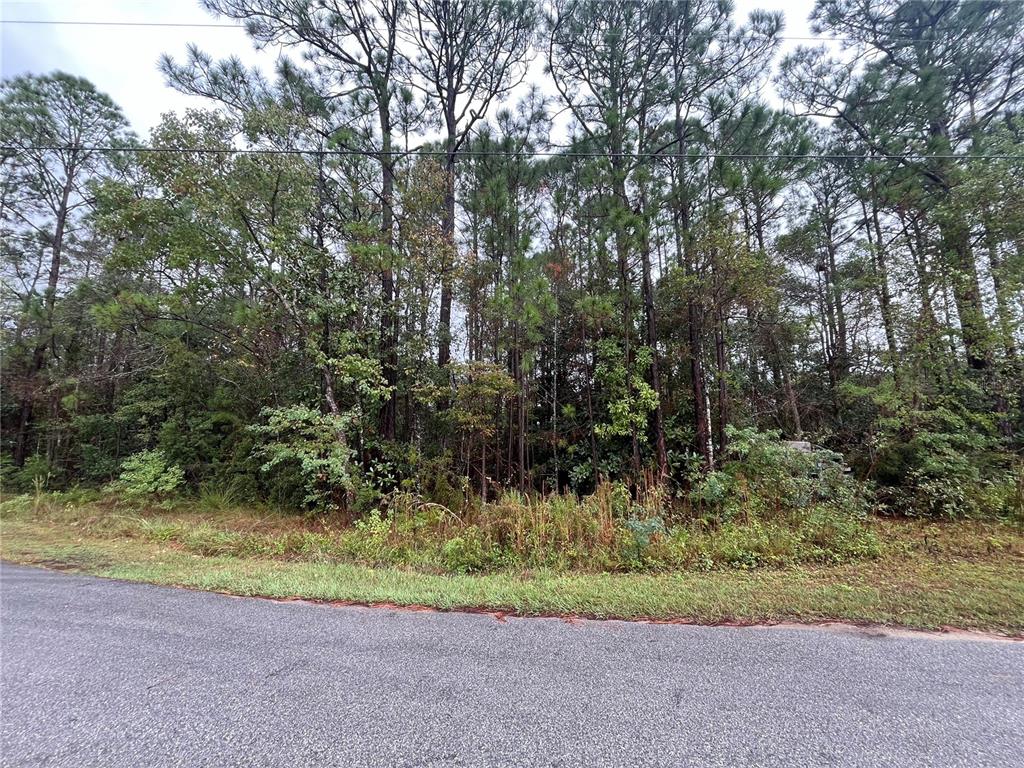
[862,194,899,376]
[928,134,992,371]
[14,173,73,466]
[982,215,1018,363]
[670,133,713,472]
[610,163,641,477]
[378,106,398,440]
[638,194,669,480]
[714,306,729,456]
[437,107,456,369]
[689,300,713,471]
[941,215,991,371]
[822,218,848,378]
[900,212,948,385]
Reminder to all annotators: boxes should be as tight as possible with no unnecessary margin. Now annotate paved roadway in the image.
[1,563,1022,767]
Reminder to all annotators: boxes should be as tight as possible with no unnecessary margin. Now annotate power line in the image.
[3,19,241,29]
[2,144,1021,162]
[0,18,851,42]
[7,8,1023,45]
[5,0,1021,35]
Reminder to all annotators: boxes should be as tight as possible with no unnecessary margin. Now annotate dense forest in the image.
[2,0,1022,527]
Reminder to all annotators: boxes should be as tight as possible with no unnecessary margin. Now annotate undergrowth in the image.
[0,482,882,575]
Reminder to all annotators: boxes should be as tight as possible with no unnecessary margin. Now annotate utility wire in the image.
[6,0,1024,38]
[0,18,869,43]
[2,20,242,29]
[2,145,1021,161]
[5,0,1021,35]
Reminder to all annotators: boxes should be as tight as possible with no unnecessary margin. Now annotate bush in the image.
[346,509,396,562]
[107,450,184,500]
[414,455,467,512]
[1006,461,1024,524]
[870,403,1014,518]
[690,426,870,523]
[1,454,61,494]
[441,525,499,573]
[623,516,666,564]
[249,406,356,513]
[798,505,881,562]
[70,414,124,483]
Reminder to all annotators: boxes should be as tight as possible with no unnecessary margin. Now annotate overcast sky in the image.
[2,0,821,137]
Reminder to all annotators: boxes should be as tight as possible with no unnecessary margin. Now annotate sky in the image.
[2,0,822,138]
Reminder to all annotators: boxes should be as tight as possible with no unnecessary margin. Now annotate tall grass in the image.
[1,480,881,575]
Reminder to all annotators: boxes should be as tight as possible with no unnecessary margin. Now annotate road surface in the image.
[1,563,1022,767]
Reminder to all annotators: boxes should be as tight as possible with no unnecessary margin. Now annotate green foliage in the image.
[107,450,185,499]
[249,406,355,513]
[196,477,250,513]
[70,415,123,483]
[670,427,879,567]
[410,455,468,512]
[441,526,501,573]
[350,510,395,562]
[593,341,660,442]
[690,426,869,523]
[1,454,59,494]
[651,510,879,570]
[452,362,518,439]
[623,516,666,564]
[867,392,1014,519]
[4,8,1023,549]
[307,478,875,573]
[1007,461,1024,525]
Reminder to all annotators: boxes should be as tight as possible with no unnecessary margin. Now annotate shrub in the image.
[797,506,881,562]
[1005,461,1024,524]
[623,516,665,564]
[691,426,869,523]
[441,525,498,573]
[866,393,1015,519]
[107,450,184,500]
[873,425,1014,519]
[248,406,356,513]
[346,509,396,563]
[1,454,62,494]
[70,414,125,483]
[415,455,467,512]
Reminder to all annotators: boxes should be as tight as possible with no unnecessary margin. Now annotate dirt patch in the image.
[25,556,112,572]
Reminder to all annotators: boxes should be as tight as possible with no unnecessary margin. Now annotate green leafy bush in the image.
[249,406,356,513]
[691,426,869,523]
[441,525,499,573]
[1,454,60,494]
[869,400,1014,518]
[107,450,184,499]
[347,509,396,562]
[624,516,666,564]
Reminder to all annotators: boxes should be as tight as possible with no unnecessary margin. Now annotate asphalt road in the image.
[1,564,1022,767]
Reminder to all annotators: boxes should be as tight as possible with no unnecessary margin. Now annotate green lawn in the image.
[2,494,1023,634]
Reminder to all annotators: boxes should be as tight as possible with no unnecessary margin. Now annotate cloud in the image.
[2,0,817,136]
[2,0,275,134]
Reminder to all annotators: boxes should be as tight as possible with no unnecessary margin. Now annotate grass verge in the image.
[2,494,1023,634]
